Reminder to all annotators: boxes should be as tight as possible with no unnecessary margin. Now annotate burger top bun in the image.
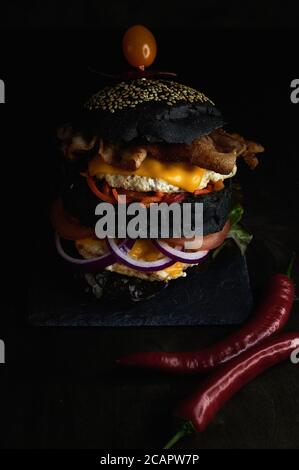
[83,79,224,144]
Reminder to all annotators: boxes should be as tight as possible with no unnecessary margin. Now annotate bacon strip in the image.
[57,124,98,161]
[58,124,264,174]
[146,129,264,174]
[98,129,264,174]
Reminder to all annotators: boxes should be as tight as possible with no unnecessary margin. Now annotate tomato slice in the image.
[50,198,94,240]
[164,220,231,251]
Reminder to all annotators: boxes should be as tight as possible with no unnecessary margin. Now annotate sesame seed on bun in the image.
[82,79,224,144]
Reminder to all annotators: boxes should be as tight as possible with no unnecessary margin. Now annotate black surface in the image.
[28,243,252,326]
[0,24,299,450]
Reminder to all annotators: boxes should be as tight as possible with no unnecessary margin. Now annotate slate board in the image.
[28,242,253,326]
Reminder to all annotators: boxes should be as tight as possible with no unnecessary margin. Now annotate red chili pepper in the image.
[117,258,295,373]
[111,187,120,202]
[102,180,112,196]
[87,176,115,204]
[164,332,299,448]
[162,193,187,204]
[193,184,213,196]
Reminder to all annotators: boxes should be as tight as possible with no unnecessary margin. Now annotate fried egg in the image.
[96,165,236,193]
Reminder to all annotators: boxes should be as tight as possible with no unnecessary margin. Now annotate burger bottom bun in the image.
[28,242,252,326]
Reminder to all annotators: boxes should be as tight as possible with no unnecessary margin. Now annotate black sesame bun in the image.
[82,79,224,144]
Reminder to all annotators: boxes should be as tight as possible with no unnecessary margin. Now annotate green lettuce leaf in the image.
[228,202,244,226]
[213,203,252,258]
[226,223,253,256]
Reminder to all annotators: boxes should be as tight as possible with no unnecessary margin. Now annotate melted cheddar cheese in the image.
[88,156,206,193]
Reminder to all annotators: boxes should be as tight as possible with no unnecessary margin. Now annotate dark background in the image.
[1,0,299,28]
[0,0,299,450]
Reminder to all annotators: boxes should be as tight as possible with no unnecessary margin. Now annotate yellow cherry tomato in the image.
[122,25,157,68]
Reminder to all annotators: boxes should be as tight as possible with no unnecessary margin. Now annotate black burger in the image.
[51,77,264,301]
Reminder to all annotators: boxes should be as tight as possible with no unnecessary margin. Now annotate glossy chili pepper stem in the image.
[163,421,195,449]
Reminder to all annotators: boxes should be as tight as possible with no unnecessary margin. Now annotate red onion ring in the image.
[152,239,209,264]
[55,234,134,273]
[106,238,176,272]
